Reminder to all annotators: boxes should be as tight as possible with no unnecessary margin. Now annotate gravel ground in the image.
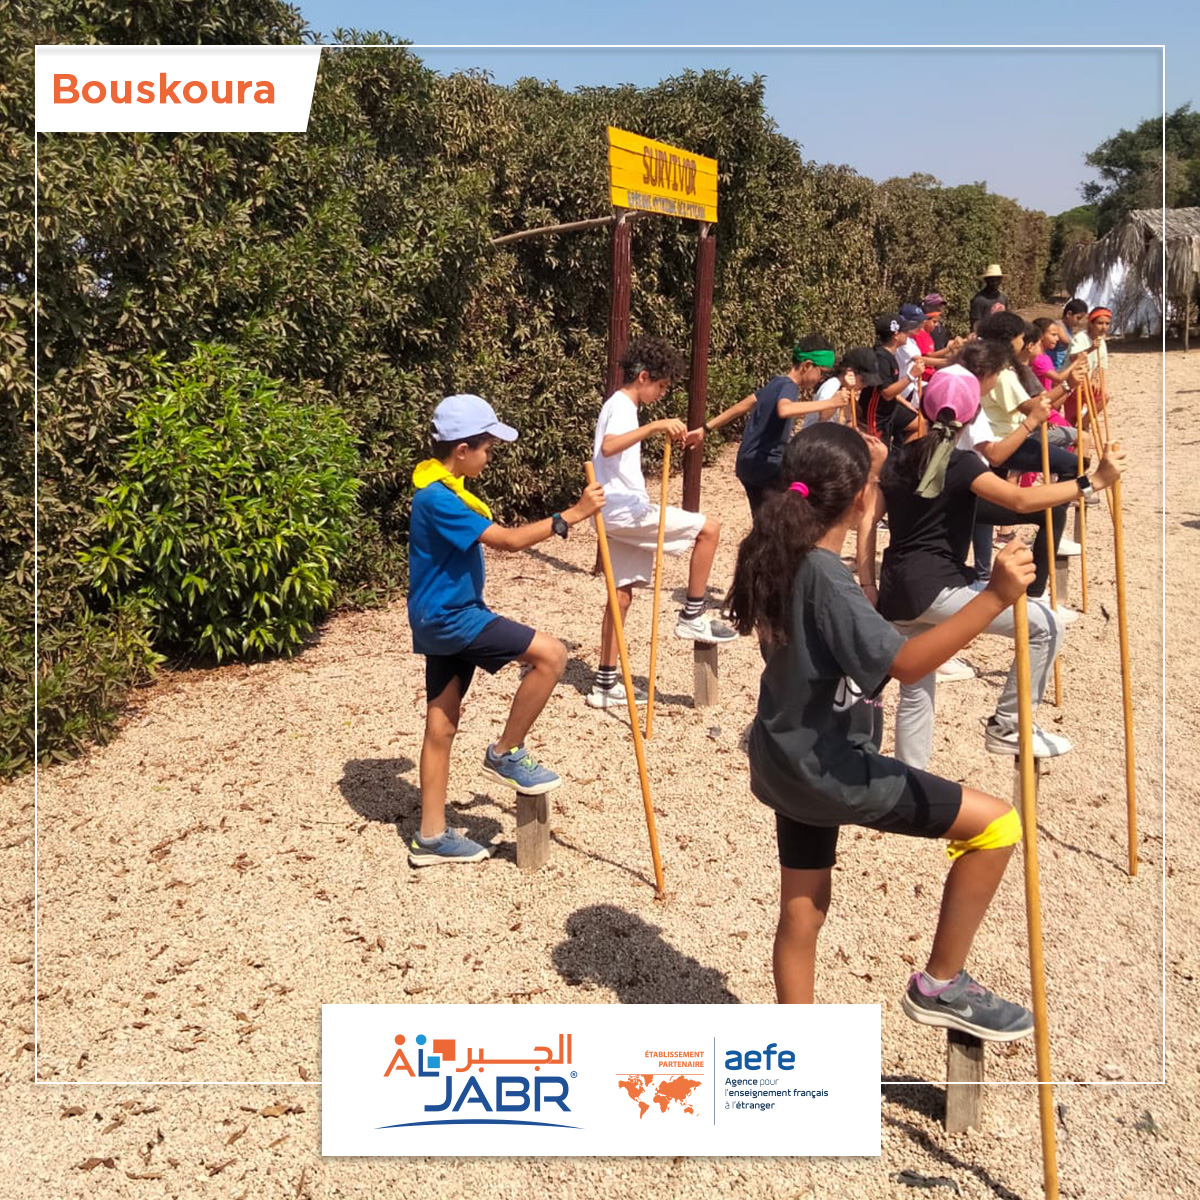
[3,344,1195,1197]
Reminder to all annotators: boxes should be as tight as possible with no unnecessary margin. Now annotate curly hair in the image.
[727,424,871,646]
[976,310,1027,344]
[619,335,686,384]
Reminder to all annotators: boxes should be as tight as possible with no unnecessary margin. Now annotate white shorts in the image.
[604,505,707,588]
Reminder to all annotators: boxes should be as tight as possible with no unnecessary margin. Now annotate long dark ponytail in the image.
[727,424,871,646]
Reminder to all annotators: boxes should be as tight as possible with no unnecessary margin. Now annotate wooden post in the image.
[1013,596,1060,1200]
[516,791,550,872]
[1108,442,1138,877]
[1076,387,1089,614]
[586,462,666,896]
[683,223,715,513]
[1040,425,1062,706]
[1054,556,1070,607]
[693,642,719,707]
[645,442,671,739]
[606,210,632,397]
[944,1029,985,1133]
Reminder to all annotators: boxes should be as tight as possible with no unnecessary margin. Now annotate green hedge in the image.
[3,7,1054,775]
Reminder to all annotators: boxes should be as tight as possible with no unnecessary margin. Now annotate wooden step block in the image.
[945,1028,985,1132]
[516,791,550,872]
[693,641,719,707]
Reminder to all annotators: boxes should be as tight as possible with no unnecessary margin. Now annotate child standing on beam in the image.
[689,337,845,515]
[728,422,1035,1040]
[587,335,737,710]
[407,394,604,864]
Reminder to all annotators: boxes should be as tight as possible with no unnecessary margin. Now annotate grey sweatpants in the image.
[892,582,1065,770]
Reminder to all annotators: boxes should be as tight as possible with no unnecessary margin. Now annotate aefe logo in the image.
[723,1042,796,1071]
[379,1031,578,1129]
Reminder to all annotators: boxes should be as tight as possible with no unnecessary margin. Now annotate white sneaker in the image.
[1052,606,1081,627]
[935,657,975,684]
[1057,537,1082,558]
[674,614,739,643]
[984,717,1072,758]
[585,679,648,709]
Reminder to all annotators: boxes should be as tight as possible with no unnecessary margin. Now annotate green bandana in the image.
[792,348,836,369]
[915,420,963,499]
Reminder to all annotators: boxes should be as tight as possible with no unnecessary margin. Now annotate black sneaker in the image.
[901,971,1034,1042]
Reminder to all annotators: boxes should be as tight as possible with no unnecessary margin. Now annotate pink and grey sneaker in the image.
[901,970,1033,1042]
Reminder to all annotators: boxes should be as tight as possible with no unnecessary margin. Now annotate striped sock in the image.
[682,596,704,620]
[595,666,618,691]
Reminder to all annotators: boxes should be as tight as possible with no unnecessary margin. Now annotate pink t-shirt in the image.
[1031,352,1070,427]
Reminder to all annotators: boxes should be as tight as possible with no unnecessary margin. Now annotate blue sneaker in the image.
[481,744,562,795]
[408,828,493,867]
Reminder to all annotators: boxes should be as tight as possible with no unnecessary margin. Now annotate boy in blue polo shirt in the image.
[407,394,604,865]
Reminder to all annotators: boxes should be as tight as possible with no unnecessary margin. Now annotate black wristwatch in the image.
[1076,476,1094,498]
[551,512,569,539]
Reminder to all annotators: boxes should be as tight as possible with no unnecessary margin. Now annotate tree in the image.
[1082,104,1200,233]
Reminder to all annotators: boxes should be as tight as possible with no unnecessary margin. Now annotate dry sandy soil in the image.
[3,345,1196,1197]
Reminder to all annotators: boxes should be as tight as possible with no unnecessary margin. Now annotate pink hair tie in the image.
[789,481,810,497]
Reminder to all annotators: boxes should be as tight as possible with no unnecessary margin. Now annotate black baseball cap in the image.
[841,347,887,388]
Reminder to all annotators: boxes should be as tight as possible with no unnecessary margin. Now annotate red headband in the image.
[1089,307,1112,321]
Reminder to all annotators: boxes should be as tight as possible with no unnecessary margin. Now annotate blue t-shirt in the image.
[735,375,799,487]
[407,482,495,656]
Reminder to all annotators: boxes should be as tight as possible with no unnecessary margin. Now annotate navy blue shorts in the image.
[774,766,962,871]
[424,616,536,703]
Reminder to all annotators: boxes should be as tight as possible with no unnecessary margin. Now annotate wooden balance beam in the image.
[944,755,1044,1134]
[516,791,551,872]
[693,641,720,707]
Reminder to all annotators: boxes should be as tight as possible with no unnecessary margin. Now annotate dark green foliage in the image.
[83,346,360,662]
[1083,105,1200,233]
[5,6,1055,774]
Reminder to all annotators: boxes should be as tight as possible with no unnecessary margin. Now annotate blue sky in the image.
[295,1,1196,216]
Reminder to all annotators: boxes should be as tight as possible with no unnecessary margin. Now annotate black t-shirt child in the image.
[736,375,800,488]
[748,548,907,827]
[877,449,991,622]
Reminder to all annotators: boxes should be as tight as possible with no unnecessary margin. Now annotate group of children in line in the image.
[403,288,1128,1044]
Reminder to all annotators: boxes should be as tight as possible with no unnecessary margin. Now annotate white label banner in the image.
[35,46,321,133]
[322,1004,880,1156]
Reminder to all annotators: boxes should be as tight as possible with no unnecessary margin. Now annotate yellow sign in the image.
[607,126,718,223]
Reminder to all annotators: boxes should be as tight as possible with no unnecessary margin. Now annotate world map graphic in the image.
[618,1074,701,1119]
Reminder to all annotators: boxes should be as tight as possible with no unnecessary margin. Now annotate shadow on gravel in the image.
[551,904,741,1003]
[880,1109,1025,1200]
[337,756,419,825]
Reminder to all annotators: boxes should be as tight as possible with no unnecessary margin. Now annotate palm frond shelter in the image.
[1063,207,1200,348]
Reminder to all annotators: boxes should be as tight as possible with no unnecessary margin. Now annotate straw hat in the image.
[982,263,1003,278]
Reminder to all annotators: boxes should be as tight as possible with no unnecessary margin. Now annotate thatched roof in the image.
[1062,208,1200,328]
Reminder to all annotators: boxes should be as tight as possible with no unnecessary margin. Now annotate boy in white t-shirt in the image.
[588,335,736,709]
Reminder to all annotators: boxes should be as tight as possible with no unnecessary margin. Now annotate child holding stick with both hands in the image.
[727,423,1035,1040]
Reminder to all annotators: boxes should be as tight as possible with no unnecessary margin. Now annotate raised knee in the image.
[702,515,720,540]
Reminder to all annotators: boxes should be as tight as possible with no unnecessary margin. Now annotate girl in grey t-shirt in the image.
[725,423,1036,1043]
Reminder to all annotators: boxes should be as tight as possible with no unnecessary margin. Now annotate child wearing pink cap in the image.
[874,367,1127,769]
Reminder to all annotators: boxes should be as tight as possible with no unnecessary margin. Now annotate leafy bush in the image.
[83,346,360,661]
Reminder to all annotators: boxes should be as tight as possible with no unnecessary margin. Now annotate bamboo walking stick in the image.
[1107,440,1138,877]
[586,462,666,895]
[645,442,671,739]
[1039,424,1062,706]
[1075,385,1089,614]
[1013,592,1060,1200]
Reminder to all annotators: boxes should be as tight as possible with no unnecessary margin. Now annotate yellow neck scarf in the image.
[412,459,493,520]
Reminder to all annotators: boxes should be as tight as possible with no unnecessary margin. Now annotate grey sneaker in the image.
[585,679,648,709]
[482,744,562,794]
[901,971,1034,1042]
[675,613,739,643]
[984,716,1072,758]
[408,828,493,867]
